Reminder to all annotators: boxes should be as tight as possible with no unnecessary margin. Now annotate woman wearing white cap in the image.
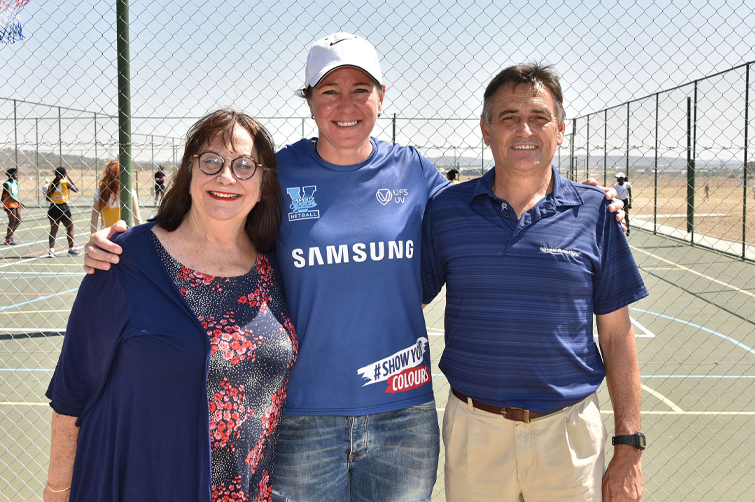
[84,32,446,501]
[268,33,446,501]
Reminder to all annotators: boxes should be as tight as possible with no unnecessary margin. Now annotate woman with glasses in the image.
[45,109,297,502]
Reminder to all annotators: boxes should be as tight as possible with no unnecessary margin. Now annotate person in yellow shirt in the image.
[3,168,24,245]
[47,167,80,257]
[90,160,142,234]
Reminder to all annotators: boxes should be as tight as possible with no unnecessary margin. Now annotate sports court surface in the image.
[1,207,754,501]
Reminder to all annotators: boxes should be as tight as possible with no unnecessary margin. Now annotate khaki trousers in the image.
[443,391,606,502]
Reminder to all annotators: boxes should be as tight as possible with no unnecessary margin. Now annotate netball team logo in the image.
[286,186,320,221]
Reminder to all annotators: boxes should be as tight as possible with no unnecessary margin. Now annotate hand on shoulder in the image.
[83,220,128,274]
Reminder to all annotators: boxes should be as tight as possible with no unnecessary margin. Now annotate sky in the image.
[1,0,755,163]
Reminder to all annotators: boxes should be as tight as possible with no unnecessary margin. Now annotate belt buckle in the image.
[502,407,530,423]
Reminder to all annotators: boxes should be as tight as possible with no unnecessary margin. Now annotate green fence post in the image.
[481,137,484,176]
[743,63,750,260]
[58,107,62,167]
[94,112,98,184]
[151,135,155,204]
[570,118,576,180]
[13,100,18,172]
[654,93,659,234]
[625,102,630,180]
[117,0,134,227]
[603,109,607,187]
[687,96,695,235]
[392,113,396,146]
[36,118,39,206]
[586,114,590,181]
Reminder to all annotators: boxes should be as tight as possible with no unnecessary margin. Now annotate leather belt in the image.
[451,388,558,423]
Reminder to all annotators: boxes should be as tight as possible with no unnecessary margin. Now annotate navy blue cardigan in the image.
[47,222,213,501]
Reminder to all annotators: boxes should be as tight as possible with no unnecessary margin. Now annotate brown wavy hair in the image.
[152,109,282,253]
[98,160,120,204]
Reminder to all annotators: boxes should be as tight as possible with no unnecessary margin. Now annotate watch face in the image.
[637,433,647,449]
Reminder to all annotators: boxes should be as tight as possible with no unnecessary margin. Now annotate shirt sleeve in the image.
[421,197,446,304]
[46,269,131,422]
[593,200,648,315]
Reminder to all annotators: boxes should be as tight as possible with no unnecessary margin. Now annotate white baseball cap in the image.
[304,32,383,88]
[616,172,626,178]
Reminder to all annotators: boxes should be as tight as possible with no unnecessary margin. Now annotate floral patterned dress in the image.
[154,234,298,502]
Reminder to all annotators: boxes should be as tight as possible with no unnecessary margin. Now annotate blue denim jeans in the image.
[271,400,440,502]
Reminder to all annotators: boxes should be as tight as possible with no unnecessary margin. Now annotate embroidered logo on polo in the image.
[540,246,581,258]
[376,188,408,206]
[286,186,320,221]
[357,337,431,393]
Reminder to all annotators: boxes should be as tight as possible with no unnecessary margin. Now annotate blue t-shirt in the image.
[422,167,648,413]
[275,138,448,415]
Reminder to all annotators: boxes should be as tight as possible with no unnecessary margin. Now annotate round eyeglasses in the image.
[193,152,263,180]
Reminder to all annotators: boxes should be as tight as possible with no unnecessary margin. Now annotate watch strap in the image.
[612,432,646,450]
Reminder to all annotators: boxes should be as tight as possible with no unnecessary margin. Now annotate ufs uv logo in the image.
[376,188,408,206]
[286,186,320,221]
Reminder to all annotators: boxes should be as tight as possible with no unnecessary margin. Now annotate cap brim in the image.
[309,63,382,88]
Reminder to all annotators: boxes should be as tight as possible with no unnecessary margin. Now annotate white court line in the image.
[0,255,44,269]
[604,411,755,416]
[0,270,86,274]
[634,213,731,219]
[0,328,65,333]
[1,310,68,315]
[0,402,49,407]
[631,246,755,299]
[640,383,684,413]
[631,317,656,338]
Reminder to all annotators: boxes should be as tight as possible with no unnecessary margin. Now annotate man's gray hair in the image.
[481,63,565,125]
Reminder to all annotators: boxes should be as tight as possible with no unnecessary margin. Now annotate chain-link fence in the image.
[2,1,755,500]
[564,62,755,261]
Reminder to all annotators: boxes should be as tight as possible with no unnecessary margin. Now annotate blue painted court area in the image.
[1,211,754,501]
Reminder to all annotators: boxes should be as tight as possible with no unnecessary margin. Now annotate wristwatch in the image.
[612,432,646,450]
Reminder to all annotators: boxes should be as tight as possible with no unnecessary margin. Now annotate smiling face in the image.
[188,125,262,229]
[480,83,565,177]
[307,66,385,165]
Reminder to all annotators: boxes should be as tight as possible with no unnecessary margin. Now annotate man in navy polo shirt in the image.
[422,63,648,502]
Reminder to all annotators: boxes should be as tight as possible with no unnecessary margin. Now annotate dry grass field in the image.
[630,174,755,246]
